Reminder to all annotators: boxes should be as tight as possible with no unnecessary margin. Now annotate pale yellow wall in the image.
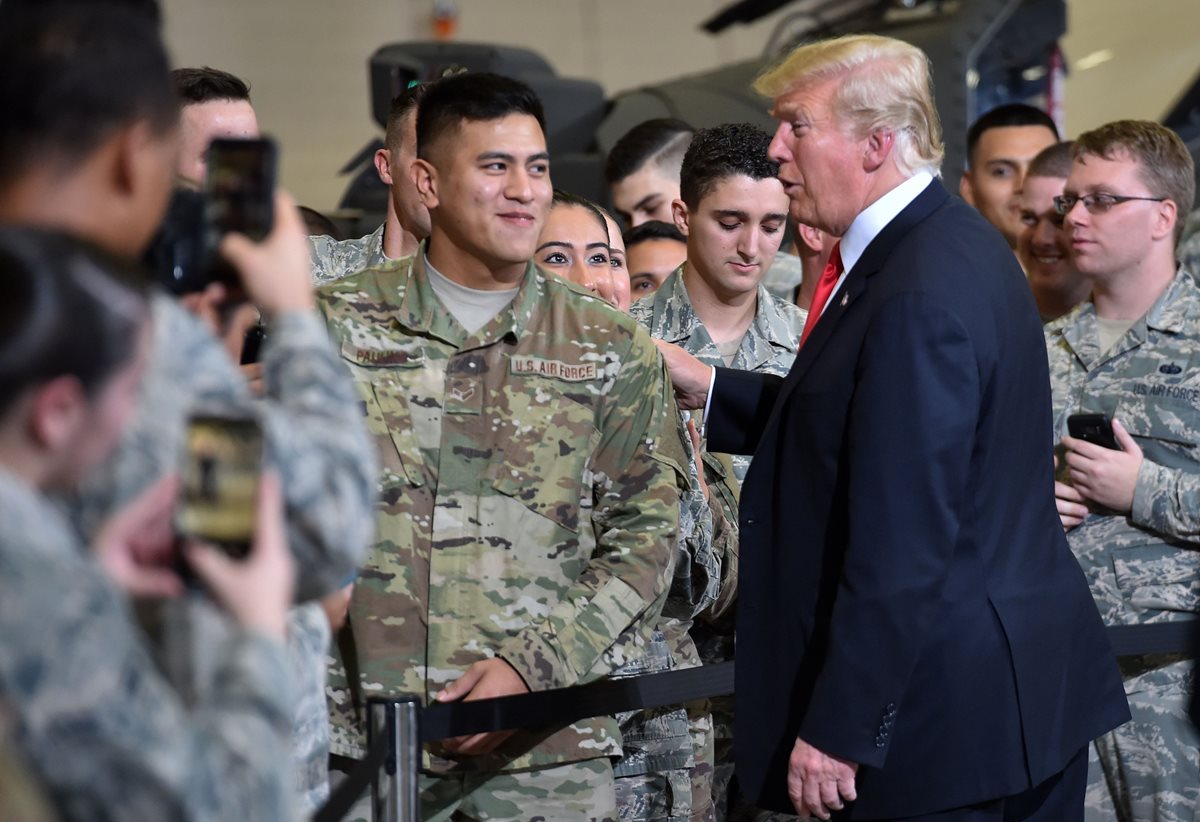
[160,0,1200,212]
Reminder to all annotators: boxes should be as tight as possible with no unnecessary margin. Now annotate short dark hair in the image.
[1074,120,1195,244]
[0,227,149,419]
[385,82,430,155]
[298,206,343,240]
[605,118,694,185]
[623,220,686,250]
[172,67,252,106]
[966,104,1059,167]
[1026,141,1074,180]
[679,123,780,209]
[415,72,545,161]
[0,5,177,186]
[551,189,609,241]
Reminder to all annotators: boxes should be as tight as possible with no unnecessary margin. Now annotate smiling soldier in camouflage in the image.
[318,72,686,821]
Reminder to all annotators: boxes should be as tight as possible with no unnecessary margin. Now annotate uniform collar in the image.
[645,263,801,365]
[400,244,543,349]
[1056,266,1195,369]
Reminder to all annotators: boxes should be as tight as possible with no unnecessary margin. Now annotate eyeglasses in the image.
[1053,193,1166,216]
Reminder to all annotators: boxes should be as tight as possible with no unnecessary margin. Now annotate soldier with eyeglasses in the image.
[1044,120,1200,822]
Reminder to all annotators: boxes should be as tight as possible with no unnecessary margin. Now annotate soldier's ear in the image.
[374,148,394,186]
[1150,197,1177,243]
[412,158,439,209]
[671,199,690,237]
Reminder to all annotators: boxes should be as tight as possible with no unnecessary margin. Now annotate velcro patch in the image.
[510,356,597,382]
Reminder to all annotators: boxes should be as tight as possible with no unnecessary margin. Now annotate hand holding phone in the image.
[177,415,263,559]
[183,473,295,641]
[1067,414,1120,450]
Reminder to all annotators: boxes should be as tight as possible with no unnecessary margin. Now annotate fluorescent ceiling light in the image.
[1075,49,1115,71]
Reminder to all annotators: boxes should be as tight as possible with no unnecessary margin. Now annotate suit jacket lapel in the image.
[772,179,951,400]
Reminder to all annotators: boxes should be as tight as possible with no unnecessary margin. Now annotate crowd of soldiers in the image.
[0,1,1199,821]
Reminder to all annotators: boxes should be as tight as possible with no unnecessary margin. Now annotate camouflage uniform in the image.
[289,601,334,816]
[0,711,57,822]
[0,467,295,821]
[69,293,376,812]
[1045,267,1200,822]
[760,251,805,306]
[1179,210,1200,280]
[318,253,685,819]
[632,265,806,822]
[310,223,397,285]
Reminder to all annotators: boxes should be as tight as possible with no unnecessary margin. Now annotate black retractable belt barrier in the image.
[314,662,736,822]
[1106,620,1197,657]
[314,621,1200,822]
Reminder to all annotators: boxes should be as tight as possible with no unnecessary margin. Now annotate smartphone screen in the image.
[205,137,277,242]
[177,415,263,559]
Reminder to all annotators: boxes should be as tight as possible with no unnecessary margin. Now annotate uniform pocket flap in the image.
[1112,542,1200,614]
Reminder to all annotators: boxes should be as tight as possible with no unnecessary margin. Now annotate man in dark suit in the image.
[657,34,1129,821]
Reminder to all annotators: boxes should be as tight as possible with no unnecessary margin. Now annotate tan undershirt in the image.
[715,335,744,367]
[1096,316,1138,355]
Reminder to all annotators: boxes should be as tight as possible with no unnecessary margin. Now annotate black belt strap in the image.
[1106,620,1197,657]
[420,661,735,742]
[313,662,735,822]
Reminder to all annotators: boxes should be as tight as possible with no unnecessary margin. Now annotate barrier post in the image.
[367,696,421,822]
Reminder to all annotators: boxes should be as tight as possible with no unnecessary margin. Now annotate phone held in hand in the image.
[177,414,263,559]
[1067,413,1120,450]
[205,137,278,242]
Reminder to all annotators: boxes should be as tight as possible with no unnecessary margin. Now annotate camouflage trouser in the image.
[708,696,734,822]
[614,700,715,821]
[1085,656,1200,822]
[421,759,618,822]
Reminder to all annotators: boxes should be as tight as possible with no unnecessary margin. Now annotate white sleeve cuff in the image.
[701,366,717,437]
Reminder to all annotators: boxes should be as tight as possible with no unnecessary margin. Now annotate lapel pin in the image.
[840,293,848,307]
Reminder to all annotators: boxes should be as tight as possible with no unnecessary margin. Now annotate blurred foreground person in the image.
[0,228,296,821]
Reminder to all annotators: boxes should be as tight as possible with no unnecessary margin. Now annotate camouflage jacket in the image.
[631,264,806,486]
[72,293,376,602]
[760,250,805,304]
[287,602,332,816]
[1180,210,1200,280]
[0,468,295,821]
[1046,267,1200,628]
[310,223,397,286]
[318,254,685,771]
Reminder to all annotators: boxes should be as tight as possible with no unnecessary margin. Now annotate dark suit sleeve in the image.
[707,367,784,456]
[799,293,979,768]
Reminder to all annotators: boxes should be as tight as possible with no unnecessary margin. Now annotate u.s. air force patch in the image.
[509,355,597,382]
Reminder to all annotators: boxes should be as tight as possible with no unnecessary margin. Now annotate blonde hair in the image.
[754,34,944,177]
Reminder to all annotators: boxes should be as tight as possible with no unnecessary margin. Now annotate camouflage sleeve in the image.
[257,310,378,600]
[70,296,375,603]
[308,234,341,286]
[1130,458,1200,539]
[661,413,722,622]
[498,331,685,690]
[698,487,739,625]
[5,571,295,821]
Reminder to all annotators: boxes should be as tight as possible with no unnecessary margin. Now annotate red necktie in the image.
[798,240,843,350]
